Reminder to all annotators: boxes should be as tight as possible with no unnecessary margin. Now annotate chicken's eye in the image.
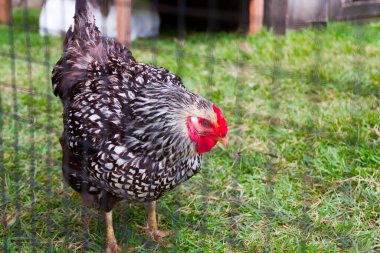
[200,119,212,128]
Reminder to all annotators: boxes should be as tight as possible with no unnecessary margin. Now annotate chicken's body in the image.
[53,0,227,251]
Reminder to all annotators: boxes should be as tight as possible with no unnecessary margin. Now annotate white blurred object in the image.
[39,0,160,41]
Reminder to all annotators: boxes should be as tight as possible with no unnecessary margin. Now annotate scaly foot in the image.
[105,211,138,253]
[137,224,173,246]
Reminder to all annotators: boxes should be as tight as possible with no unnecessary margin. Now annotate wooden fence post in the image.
[249,0,264,33]
[264,0,288,35]
[0,0,11,24]
[116,0,132,46]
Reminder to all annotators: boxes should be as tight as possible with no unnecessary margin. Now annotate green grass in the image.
[0,7,380,252]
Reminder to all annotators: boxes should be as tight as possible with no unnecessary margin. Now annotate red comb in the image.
[213,104,228,136]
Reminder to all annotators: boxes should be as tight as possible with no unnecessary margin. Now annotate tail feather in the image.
[73,0,100,41]
[75,0,89,17]
[74,0,89,32]
[52,0,104,98]
[52,0,134,99]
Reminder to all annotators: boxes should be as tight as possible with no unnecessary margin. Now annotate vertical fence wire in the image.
[198,0,218,249]
[9,3,21,252]
[22,0,37,251]
[0,55,6,253]
[42,20,54,253]
[264,34,284,253]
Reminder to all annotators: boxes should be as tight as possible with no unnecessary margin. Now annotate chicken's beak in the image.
[215,136,229,148]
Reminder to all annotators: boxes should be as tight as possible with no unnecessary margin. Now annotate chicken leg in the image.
[140,201,172,245]
[105,211,137,252]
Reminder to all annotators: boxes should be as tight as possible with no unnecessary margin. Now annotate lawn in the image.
[0,7,379,253]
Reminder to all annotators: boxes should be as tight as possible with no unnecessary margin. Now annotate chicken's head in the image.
[186,104,228,154]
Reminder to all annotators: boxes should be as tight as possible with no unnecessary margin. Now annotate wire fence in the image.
[0,0,380,252]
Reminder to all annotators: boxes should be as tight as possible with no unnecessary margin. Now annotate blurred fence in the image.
[0,0,379,252]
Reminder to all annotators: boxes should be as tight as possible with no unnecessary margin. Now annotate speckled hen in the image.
[52,0,228,252]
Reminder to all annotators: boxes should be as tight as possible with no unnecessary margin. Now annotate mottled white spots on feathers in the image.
[136,75,144,84]
[127,91,135,99]
[114,146,125,154]
[89,186,98,192]
[138,192,148,198]
[114,183,123,189]
[104,163,113,169]
[116,158,127,166]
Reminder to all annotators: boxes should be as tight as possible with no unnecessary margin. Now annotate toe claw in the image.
[155,230,172,238]
[136,224,173,246]
[105,244,138,253]
[154,235,173,246]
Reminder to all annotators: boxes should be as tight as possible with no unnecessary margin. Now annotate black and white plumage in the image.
[53,0,228,250]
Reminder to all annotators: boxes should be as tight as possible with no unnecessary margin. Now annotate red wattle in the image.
[197,136,217,154]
